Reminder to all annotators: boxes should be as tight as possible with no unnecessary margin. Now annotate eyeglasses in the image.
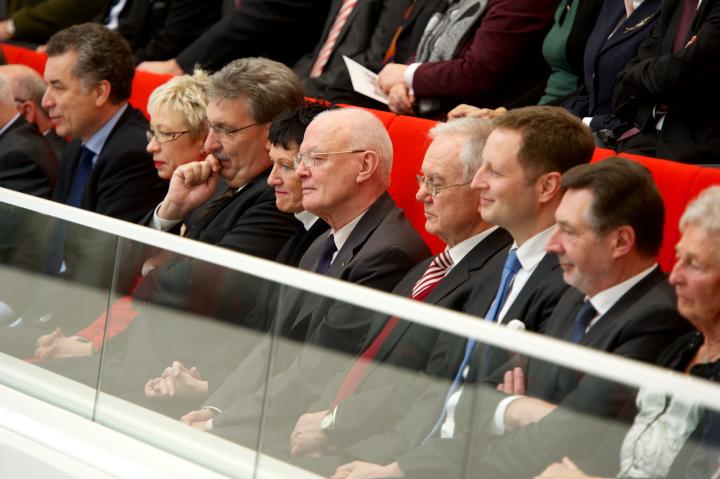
[146,128,191,144]
[416,173,470,196]
[293,149,366,168]
[205,120,259,139]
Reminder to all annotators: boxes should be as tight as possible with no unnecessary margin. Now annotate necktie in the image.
[672,0,699,51]
[44,146,95,273]
[309,0,358,78]
[569,300,597,343]
[66,146,95,208]
[383,0,416,65]
[315,234,337,274]
[331,251,453,406]
[423,248,522,442]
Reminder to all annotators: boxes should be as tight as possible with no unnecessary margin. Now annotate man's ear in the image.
[537,171,563,205]
[610,225,636,259]
[93,79,112,107]
[356,150,380,184]
[18,100,35,123]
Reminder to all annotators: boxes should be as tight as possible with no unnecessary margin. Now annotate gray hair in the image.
[429,117,493,180]
[314,108,393,183]
[148,69,209,138]
[207,57,304,124]
[680,186,720,236]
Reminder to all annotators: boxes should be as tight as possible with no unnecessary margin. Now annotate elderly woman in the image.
[34,71,209,360]
[535,185,720,479]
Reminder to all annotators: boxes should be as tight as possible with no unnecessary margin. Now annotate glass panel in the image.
[0,202,117,418]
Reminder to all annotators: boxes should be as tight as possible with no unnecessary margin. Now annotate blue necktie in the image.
[44,146,95,273]
[569,300,596,343]
[423,248,522,442]
[66,146,95,207]
[315,234,337,274]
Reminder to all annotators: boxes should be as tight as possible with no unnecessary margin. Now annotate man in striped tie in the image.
[272,118,512,474]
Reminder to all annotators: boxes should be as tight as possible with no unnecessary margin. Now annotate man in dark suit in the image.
[274,118,511,475]
[376,0,557,117]
[76,58,307,395]
[99,0,222,65]
[177,108,430,440]
[0,24,168,353]
[331,105,597,479]
[613,0,720,164]
[136,0,332,75]
[339,158,691,479]
[0,73,57,198]
[0,64,67,159]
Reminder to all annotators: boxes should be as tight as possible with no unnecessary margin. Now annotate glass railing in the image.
[2,187,720,479]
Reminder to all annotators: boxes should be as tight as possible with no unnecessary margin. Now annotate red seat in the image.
[1,43,47,74]
[129,70,173,119]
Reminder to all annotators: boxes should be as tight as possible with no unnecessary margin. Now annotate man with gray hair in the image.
[0,73,58,198]
[178,108,430,447]
[275,118,514,475]
[0,64,66,158]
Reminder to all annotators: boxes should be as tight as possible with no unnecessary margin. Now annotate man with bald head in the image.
[0,64,66,157]
[178,108,430,443]
[0,73,58,198]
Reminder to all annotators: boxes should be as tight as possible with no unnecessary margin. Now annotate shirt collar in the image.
[588,263,658,316]
[294,210,319,231]
[0,113,21,136]
[332,209,368,253]
[446,226,500,271]
[512,224,556,272]
[83,103,128,164]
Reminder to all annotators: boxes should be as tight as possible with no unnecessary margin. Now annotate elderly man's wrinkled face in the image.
[295,116,365,219]
[670,224,720,328]
[416,134,481,247]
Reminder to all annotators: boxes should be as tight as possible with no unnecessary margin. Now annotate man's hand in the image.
[377,64,408,93]
[157,157,220,220]
[534,457,599,479]
[447,104,508,120]
[181,408,217,431]
[289,410,330,457]
[496,367,526,395]
[504,395,557,431]
[331,461,404,479]
[387,84,415,115]
[35,327,93,360]
[136,59,183,76]
[144,361,208,399]
[0,21,14,41]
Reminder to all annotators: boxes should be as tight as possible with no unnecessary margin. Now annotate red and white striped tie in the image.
[411,250,453,299]
[309,0,358,78]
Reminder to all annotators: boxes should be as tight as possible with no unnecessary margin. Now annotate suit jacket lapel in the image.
[501,253,560,325]
[598,1,661,55]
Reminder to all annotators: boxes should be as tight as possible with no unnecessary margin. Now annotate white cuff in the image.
[151,203,183,231]
[493,395,521,435]
[404,63,422,96]
[205,419,214,430]
[582,117,593,127]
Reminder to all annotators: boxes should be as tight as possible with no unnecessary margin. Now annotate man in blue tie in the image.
[0,24,167,352]
[336,157,692,479]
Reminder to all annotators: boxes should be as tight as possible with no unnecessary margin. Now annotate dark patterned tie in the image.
[315,234,337,274]
[569,300,597,343]
[672,0,699,51]
[66,146,94,207]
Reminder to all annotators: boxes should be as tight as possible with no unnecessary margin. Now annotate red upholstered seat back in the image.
[2,43,47,74]
[129,70,173,119]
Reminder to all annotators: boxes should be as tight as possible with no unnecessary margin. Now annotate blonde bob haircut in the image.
[147,69,210,138]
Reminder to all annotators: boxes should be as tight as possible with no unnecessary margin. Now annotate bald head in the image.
[0,75,18,125]
[0,64,52,131]
[295,108,394,229]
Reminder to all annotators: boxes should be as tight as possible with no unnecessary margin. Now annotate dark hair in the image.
[207,57,304,124]
[562,156,665,257]
[46,23,133,103]
[493,105,595,182]
[268,101,335,150]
